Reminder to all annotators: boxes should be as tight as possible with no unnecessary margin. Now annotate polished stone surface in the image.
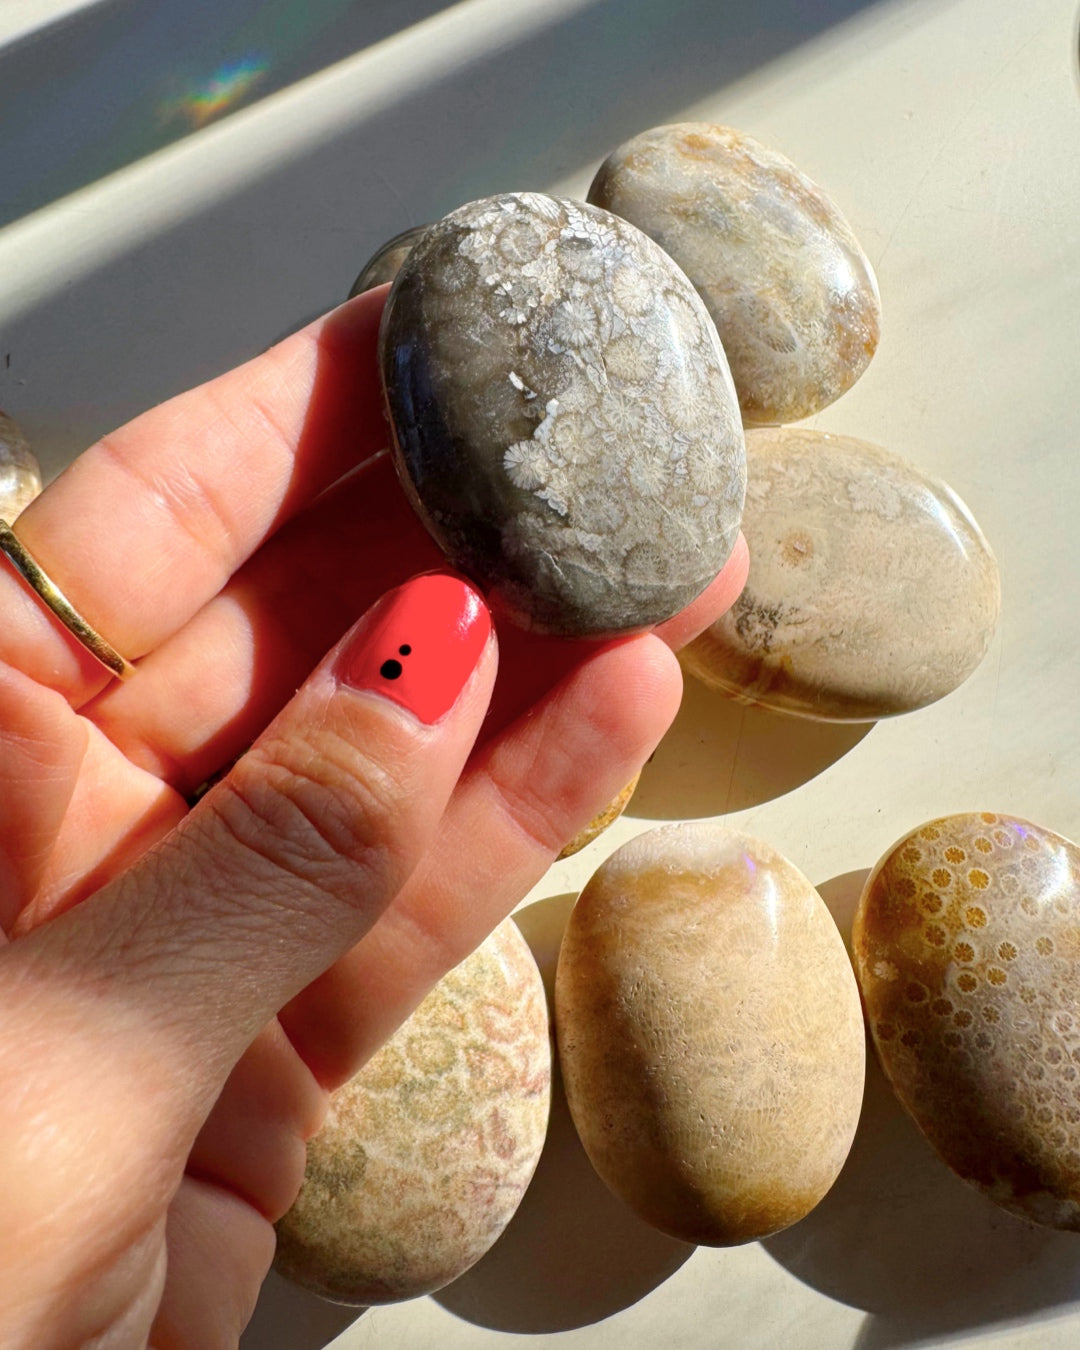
[555,821,865,1246]
[855,813,1080,1230]
[379,192,746,636]
[681,428,1000,721]
[274,918,550,1304]
[557,773,640,859]
[588,123,881,425]
[347,224,429,297]
[0,410,42,520]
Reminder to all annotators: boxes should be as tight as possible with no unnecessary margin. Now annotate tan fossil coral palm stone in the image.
[555,822,865,1245]
[854,813,1080,1230]
[274,918,551,1304]
[588,123,880,424]
[557,773,640,859]
[680,428,1001,721]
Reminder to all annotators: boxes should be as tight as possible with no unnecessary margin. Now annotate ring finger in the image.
[0,290,390,704]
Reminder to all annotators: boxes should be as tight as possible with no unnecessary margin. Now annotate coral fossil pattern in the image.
[588,123,881,424]
[0,411,42,520]
[379,192,745,636]
[274,919,551,1303]
[680,428,1000,721]
[556,822,865,1246]
[855,814,1080,1230]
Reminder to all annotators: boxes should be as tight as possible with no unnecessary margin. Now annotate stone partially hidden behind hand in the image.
[588,123,881,425]
[854,813,1080,1230]
[0,410,43,520]
[557,773,640,860]
[379,192,745,637]
[680,427,1001,721]
[555,822,865,1246]
[274,918,551,1305]
[347,224,429,297]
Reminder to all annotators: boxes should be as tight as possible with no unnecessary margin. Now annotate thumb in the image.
[1,572,495,1136]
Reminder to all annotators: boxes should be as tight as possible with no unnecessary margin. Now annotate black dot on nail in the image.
[399,644,412,656]
[380,659,403,680]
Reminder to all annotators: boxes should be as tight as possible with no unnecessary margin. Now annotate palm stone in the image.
[588,124,881,426]
[348,224,429,298]
[378,192,746,637]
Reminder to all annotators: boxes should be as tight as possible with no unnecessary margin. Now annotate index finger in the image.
[0,288,390,705]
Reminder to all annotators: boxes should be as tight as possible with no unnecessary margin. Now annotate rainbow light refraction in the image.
[160,55,269,130]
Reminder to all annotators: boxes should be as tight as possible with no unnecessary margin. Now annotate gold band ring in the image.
[0,519,136,681]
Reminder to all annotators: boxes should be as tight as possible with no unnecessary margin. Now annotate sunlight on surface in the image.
[0,0,451,230]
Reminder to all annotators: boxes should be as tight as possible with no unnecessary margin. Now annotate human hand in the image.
[0,287,747,1347]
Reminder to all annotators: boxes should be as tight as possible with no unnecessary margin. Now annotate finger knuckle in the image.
[206,728,412,903]
[484,738,578,859]
[484,694,638,860]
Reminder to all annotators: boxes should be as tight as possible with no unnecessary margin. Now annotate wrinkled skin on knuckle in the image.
[205,726,415,912]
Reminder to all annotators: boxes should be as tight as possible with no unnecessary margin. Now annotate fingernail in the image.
[338,573,492,724]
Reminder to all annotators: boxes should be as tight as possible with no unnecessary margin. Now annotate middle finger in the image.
[85,446,748,795]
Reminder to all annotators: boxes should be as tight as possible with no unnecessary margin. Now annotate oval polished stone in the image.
[379,192,746,637]
[854,814,1080,1230]
[347,224,429,297]
[275,918,551,1304]
[555,822,865,1245]
[680,428,1001,721]
[588,123,881,424]
[0,410,42,520]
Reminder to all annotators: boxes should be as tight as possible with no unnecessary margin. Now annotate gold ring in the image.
[0,519,136,680]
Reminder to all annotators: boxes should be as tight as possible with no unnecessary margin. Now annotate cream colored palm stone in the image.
[274,918,551,1304]
[588,123,880,424]
[681,427,1001,721]
[555,821,865,1246]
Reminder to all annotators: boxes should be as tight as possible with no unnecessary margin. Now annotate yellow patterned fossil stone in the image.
[680,428,1001,721]
[0,410,42,520]
[588,123,880,424]
[274,918,551,1304]
[555,822,865,1246]
[557,773,640,860]
[854,813,1080,1231]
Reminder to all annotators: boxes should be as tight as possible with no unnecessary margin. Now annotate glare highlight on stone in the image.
[274,918,551,1303]
[555,821,865,1245]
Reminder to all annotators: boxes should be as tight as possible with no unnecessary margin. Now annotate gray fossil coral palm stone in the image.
[378,192,746,637]
[588,124,881,425]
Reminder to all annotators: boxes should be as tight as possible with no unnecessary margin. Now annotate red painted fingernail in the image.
[339,573,492,724]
